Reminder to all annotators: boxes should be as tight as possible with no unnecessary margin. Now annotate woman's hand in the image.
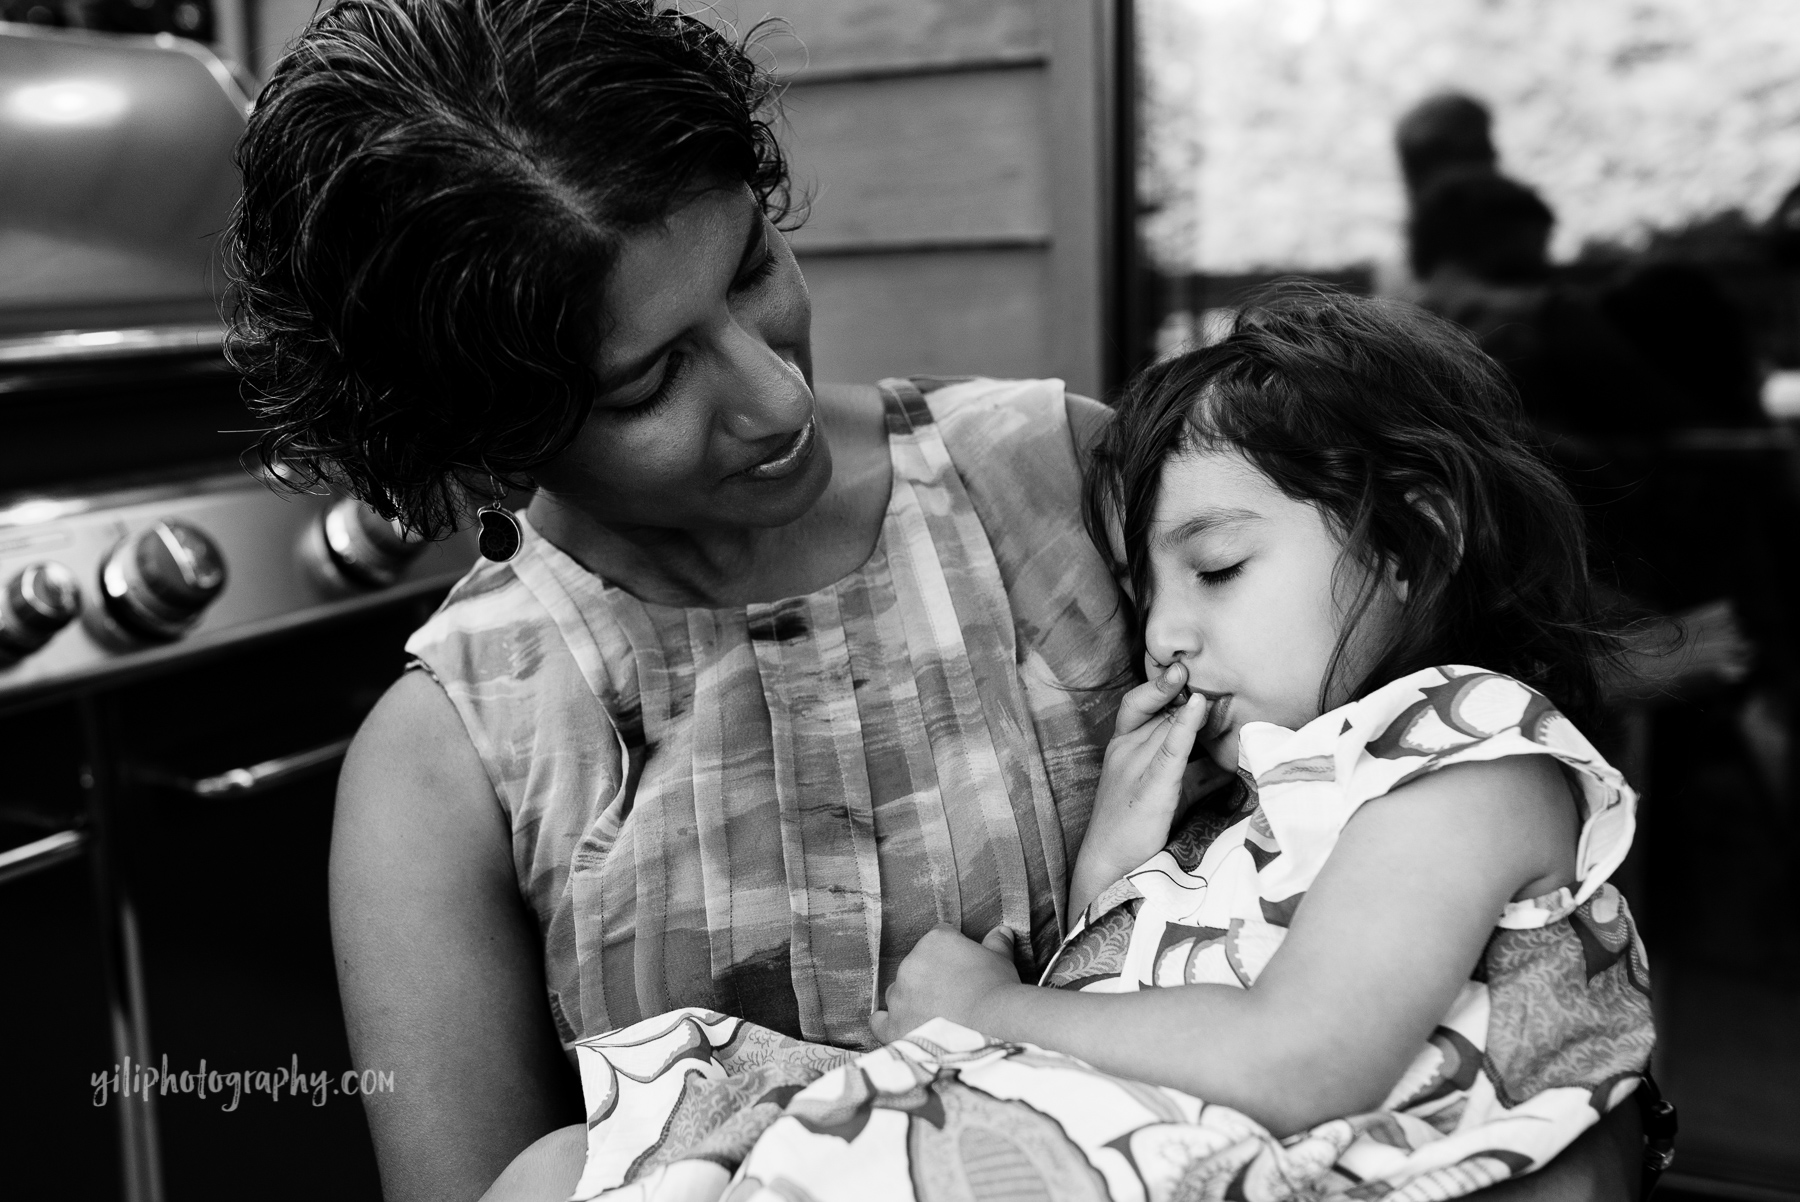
[1068,661,1209,915]
[871,925,1024,1043]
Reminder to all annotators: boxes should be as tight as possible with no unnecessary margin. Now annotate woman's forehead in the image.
[592,186,761,377]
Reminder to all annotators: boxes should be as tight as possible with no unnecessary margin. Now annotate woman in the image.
[228,2,1644,1199]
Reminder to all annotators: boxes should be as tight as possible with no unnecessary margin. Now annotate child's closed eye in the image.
[1198,561,1245,586]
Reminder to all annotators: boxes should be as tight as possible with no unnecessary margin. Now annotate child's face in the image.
[1140,447,1406,769]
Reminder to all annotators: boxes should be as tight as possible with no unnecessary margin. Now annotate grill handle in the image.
[127,736,354,799]
[0,828,87,886]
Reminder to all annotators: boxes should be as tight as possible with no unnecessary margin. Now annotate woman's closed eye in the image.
[613,351,686,416]
[730,228,778,294]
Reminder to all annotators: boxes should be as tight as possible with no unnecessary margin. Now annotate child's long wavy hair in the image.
[1085,285,1621,730]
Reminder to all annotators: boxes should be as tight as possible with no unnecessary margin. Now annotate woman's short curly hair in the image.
[228,0,793,537]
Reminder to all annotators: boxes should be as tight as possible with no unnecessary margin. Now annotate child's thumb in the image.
[981,925,1016,956]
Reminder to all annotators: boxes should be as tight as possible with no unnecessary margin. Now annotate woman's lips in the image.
[739,419,816,482]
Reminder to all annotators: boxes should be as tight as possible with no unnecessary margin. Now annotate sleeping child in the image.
[564,288,1654,1202]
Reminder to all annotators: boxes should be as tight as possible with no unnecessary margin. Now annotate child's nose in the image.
[1144,608,1200,668]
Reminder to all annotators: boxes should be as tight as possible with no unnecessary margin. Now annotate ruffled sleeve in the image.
[1238,665,1637,929]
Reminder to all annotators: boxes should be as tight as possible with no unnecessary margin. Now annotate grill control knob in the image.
[0,561,82,663]
[313,498,425,589]
[298,498,426,593]
[100,520,227,641]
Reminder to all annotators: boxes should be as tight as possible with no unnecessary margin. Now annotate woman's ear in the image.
[1403,486,1465,579]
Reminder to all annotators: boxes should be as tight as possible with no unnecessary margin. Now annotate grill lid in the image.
[0,25,247,357]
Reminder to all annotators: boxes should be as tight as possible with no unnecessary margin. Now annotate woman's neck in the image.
[527,383,892,608]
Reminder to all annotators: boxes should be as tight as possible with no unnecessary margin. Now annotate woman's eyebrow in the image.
[1154,507,1263,548]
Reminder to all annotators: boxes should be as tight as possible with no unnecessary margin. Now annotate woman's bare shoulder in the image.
[341,670,500,822]
[354,664,471,749]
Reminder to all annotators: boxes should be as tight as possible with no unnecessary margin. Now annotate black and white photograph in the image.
[1,2,1794,1200]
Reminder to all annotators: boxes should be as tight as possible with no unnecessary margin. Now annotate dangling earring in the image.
[476,477,522,562]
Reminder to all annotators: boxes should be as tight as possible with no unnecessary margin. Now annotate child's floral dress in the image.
[567,667,1655,1202]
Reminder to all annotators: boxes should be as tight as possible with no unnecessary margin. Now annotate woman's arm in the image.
[879,754,1579,1137]
[331,671,583,1202]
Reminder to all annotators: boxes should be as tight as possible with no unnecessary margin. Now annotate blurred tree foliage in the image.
[1139,0,1800,275]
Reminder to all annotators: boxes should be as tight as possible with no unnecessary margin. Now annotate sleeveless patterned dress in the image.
[565,668,1655,1202]
[405,377,1130,1050]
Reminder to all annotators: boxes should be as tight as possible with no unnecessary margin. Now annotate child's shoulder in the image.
[1351,665,1585,764]
[1246,666,1600,788]
[1241,665,1637,920]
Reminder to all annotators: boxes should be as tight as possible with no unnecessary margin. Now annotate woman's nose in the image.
[716,325,812,441]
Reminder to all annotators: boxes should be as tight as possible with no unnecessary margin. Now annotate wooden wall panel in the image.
[799,249,1049,386]
[771,1,1117,397]
[754,0,1041,73]
[782,69,1049,251]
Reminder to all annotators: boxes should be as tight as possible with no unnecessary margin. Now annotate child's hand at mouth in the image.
[1068,660,1210,916]
[871,924,1024,1044]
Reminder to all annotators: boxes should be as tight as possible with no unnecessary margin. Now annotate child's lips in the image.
[1195,691,1234,742]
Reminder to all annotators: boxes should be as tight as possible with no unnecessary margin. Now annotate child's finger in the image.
[1115,661,1189,734]
[1150,693,1207,780]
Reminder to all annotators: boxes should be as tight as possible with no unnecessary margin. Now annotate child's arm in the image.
[875,753,1578,1138]
[1068,660,1210,916]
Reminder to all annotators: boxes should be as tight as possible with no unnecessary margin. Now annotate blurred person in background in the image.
[1410,167,1683,446]
[1396,91,1499,203]
[1375,92,1501,301]
[1407,155,1800,972]
[1598,261,1794,729]
[1597,227,1800,975]
[1407,165,1777,698]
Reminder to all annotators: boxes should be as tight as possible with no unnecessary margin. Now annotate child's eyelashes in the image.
[1198,561,1246,586]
